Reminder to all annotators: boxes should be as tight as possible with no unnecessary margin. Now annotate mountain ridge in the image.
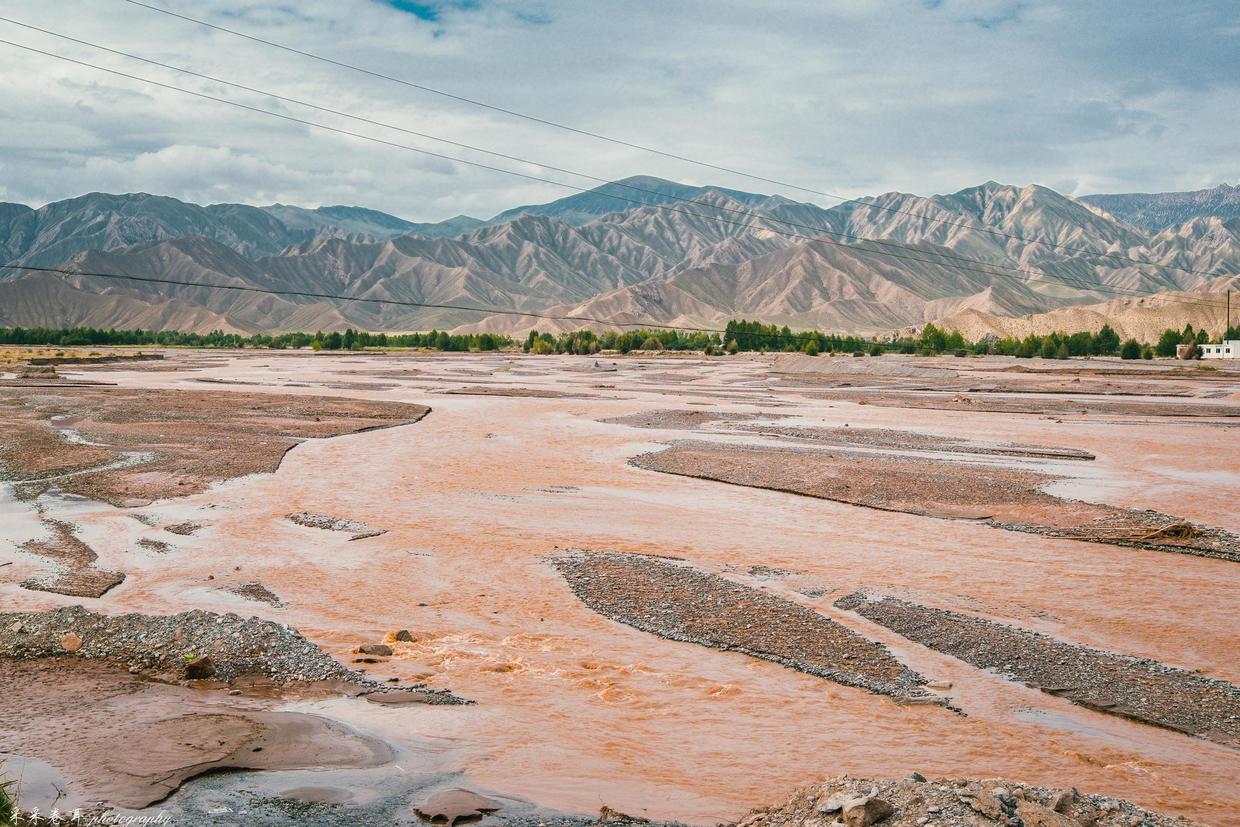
[3,178,1237,336]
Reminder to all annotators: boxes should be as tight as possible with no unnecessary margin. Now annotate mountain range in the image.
[1,178,1236,336]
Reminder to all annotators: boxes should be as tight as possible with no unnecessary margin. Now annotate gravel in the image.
[730,425,1096,461]
[0,604,462,703]
[740,774,1200,827]
[835,592,1240,747]
[552,551,932,700]
[286,512,386,540]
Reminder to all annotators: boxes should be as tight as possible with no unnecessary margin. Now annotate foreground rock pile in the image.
[739,775,1198,827]
[0,604,365,684]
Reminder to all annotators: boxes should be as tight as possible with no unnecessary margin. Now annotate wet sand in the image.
[1,350,1238,825]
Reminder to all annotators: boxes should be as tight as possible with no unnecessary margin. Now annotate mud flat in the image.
[551,551,931,700]
[824,390,1239,419]
[835,592,1240,747]
[631,440,1238,560]
[0,658,393,809]
[18,518,125,598]
[731,425,1096,460]
[0,387,429,504]
[742,775,1197,827]
[600,409,774,429]
[440,385,589,398]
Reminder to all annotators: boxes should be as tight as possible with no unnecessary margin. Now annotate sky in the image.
[1,0,1238,221]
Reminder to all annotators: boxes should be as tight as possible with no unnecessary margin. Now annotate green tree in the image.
[1094,324,1120,355]
[1120,338,1142,360]
[1155,328,1181,357]
[801,338,819,356]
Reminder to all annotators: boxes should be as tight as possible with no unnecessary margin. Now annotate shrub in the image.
[1120,339,1142,360]
[868,343,883,356]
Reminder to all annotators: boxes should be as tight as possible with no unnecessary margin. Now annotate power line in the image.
[4,14,1222,306]
[115,0,1237,281]
[0,263,867,346]
[0,16,1166,304]
[0,36,1227,313]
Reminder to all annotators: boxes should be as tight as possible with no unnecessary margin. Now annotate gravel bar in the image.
[0,604,465,703]
[552,551,931,700]
[834,592,1240,748]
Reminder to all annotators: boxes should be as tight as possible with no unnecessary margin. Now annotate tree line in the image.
[2,320,1235,359]
[0,326,511,352]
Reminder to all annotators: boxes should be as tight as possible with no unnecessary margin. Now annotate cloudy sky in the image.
[1,0,1237,220]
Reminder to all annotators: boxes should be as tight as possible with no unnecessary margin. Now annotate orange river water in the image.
[2,351,1238,824]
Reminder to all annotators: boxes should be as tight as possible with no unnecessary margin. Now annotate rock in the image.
[1050,790,1076,813]
[1017,800,1079,827]
[184,655,215,680]
[393,630,415,642]
[841,796,894,827]
[925,680,952,690]
[9,621,22,633]
[907,772,928,782]
[60,632,83,652]
[359,644,393,656]
[818,793,852,814]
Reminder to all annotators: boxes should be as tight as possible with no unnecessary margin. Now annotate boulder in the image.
[359,644,393,656]
[842,796,894,827]
[60,632,83,652]
[1017,800,1079,827]
[393,630,415,642]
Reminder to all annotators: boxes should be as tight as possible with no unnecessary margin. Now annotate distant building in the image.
[1200,340,1239,359]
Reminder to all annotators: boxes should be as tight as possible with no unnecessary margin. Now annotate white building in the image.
[1200,340,1239,359]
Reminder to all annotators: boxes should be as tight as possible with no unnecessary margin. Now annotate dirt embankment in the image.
[835,592,1240,748]
[741,775,1199,827]
[631,441,1238,561]
[552,551,931,701]
[0,387,429,504]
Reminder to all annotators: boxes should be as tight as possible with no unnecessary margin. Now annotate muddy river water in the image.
[2,351,1238,824]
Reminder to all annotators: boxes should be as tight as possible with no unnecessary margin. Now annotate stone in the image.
[184,655,215,680]
[1016,800,1078,827]
[9,621,22,633]
[393,630,415,642]
[818,793,852,814]
[842,796,894,827]
[359,643,393,656]
[925,680,952,690]
[907,772,928,782]
[60,632,83,652]
[1049,790,1076,813]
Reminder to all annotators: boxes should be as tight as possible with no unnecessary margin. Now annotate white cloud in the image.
[0,0,1237,217]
